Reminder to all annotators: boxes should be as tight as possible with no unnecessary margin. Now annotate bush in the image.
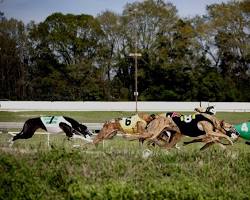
[0,144,250,200]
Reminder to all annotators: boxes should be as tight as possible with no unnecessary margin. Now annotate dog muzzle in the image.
[85,129,93,137]
[226,128,240,141]
[231,133,239,140]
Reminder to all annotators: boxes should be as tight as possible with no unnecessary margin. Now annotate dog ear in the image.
[220,120,225,127]
[150,114,156,119]
[195,107,206,113]
[80,124,87,131]
[138,113,150,122]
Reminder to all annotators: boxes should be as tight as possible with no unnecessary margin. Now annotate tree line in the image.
[0,0,249,101]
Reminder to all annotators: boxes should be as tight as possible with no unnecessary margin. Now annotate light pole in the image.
[129,52,141,113]
[129,8,141,113]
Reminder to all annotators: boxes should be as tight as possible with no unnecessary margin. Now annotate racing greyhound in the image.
[9,116,93,146]
[126,113,239,151]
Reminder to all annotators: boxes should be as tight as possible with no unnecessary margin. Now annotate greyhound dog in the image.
[127,112,239,151]
[143,107,216,146]
[9,116,93,146]
[121,107,217,147]
[148,106,216,144]
[92,113,154,145]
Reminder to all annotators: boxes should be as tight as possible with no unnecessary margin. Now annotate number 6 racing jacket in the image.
[119,114,147,134]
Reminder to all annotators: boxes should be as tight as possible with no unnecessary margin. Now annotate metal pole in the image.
[135,24,138,113]
[129,9,141,113]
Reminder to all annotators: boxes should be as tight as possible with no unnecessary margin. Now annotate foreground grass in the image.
[0,134,250,200]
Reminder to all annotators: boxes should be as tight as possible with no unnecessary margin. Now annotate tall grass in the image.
[0,135,250,200]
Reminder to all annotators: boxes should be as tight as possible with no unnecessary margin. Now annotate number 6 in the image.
[125,118,132,126]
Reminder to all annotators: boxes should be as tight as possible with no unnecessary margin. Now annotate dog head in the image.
[93,120,118,145]
[138,112,155,123]
[79,124,93,137]
[220,120,240,141]
[205,106,216,115]
[195,106,216,115]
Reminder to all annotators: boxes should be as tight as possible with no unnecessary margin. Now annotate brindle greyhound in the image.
[123,107,217,147]
[9,116,93,147]
[125,113,239,151]
[92,113,154,145]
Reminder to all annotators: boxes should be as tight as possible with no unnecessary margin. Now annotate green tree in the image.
[28,13,106,100]
[193,0,250,101]
[0,16,27,100]
[109,0,179,100]
[97,11,122,100]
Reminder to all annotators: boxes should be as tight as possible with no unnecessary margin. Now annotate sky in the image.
[1,0,231,24]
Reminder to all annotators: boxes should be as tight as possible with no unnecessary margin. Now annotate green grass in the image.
[0,111,134,122]
[0,111,249,124]
[0,135,250,200]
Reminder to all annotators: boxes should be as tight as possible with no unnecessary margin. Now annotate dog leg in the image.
[208,132,233,145]
[175,144,181,150]
[183,135,212,146]
[163,132,183,150]
[148,130,173,148]
[122,134,141,141]
[148,138,166,147]
[200,142,215,151]
[8,118,43,147]
[199,136,229,151]
[217,142,227,150]
[60,122,93,143]
[146,140,156,147]
[71,134,93,143]
[200,122,234,146]
[183,138,204,146]
[8,138,14,147]
[94,131,118,145]
[123,132,154,140]
[147,117,169,141]
[59,122,74,138]
[12,119,41,142]
[105,131,118,139]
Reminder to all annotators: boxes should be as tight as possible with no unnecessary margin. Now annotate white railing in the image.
[0,101,250,112]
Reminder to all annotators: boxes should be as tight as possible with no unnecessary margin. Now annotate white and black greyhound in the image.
[9,116,93,146]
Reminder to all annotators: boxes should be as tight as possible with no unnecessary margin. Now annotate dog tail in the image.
[8,136,15,147]
[8,132,16,136]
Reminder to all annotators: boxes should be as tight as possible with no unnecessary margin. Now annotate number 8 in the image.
[184,115,192,123]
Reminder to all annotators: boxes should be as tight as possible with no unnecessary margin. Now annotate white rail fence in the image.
[1,101,250,112]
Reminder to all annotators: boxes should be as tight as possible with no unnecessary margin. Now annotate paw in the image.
[8,140,14,147]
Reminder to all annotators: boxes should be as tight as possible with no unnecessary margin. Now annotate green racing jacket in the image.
[234,122,250,140]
